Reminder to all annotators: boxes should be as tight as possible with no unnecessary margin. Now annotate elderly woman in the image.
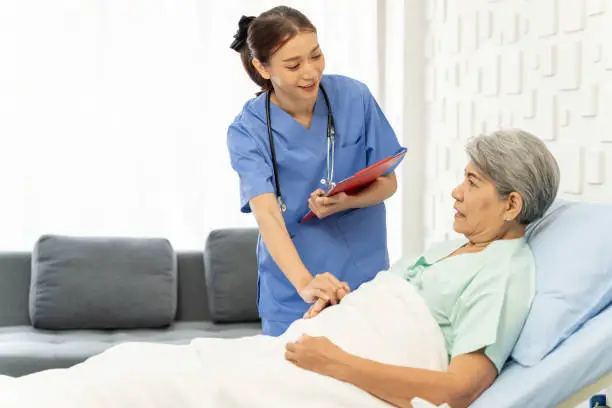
[0,129,559,408]
[291,128,560,407]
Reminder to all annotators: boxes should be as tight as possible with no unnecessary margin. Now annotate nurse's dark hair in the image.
[229,6,316,94]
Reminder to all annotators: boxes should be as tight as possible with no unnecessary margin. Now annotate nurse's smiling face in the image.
[254,31,326,105]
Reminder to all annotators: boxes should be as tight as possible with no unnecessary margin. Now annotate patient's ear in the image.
[504,192,523,221]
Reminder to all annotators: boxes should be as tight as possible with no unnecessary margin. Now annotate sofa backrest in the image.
[0,252,31,327]
[0,228,260,328]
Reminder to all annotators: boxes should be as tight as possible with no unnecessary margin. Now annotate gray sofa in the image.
[0,228,262,377]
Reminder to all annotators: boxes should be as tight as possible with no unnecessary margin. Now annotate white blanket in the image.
[0,272,448,408]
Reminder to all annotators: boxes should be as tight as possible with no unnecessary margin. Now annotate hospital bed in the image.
[472,303,612,407]
[470,199,612,408]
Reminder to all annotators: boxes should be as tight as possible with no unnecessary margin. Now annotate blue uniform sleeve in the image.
[361,84,405,172]
[227,123,275,213]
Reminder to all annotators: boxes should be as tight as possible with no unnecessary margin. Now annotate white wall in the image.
[378,0,404,264]
[379,0,427,262]
[423,0,612,247]
[0,1,382,251]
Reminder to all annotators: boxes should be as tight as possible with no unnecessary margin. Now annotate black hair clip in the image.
[230,15,255,52]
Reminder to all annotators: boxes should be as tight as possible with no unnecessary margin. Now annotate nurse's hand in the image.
[298,273,350,304]
[304,286,349,319]
[308,189,350,219]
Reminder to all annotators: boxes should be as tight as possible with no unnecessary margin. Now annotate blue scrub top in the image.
[227,74,406,322]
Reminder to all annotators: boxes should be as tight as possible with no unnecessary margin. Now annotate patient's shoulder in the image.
[451,237,536,373]
[473,237,535,293]
[486,237,535,279]
[482,239,536,372]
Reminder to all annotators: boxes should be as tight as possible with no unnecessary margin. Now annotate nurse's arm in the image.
[250,193,314,292]
[344,171,397,210]
[328,349,496,408]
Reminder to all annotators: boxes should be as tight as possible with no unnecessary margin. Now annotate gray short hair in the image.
[465,129,560,225]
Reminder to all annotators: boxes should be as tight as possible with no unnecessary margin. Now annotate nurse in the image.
[227,6,406,336]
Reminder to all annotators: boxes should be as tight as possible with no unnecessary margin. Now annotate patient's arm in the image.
[287,339,496,408]
[333,348,495,408]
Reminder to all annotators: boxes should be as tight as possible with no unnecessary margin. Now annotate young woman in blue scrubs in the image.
[227,6,405,336]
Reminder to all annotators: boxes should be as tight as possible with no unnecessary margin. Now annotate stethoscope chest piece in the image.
[278,196,287,213]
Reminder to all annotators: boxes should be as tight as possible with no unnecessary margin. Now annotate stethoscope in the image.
[266,83,336,213]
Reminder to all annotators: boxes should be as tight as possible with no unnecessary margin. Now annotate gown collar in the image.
[423,236,527,265]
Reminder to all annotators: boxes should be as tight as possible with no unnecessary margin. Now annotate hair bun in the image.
[229,15,255,52]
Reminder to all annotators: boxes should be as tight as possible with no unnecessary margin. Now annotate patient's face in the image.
[451,163,509,242]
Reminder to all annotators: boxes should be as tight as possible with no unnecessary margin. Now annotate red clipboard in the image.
[300,148,407,223]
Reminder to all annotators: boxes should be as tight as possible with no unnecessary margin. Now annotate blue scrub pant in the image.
[261,318,293,337]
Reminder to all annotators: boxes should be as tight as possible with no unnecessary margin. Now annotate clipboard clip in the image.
[324,182,336,196]
[319,178,336,197]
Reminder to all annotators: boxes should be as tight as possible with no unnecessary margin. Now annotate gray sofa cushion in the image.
[0,253,31,327]
[0,322,262,377]
[204,229,259,323]
[30,235,177,330]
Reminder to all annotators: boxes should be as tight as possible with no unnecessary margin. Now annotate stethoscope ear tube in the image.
[265,84,335,213]
[265,90,285,211]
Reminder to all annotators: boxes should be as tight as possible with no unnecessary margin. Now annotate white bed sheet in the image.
[0,273,449,408]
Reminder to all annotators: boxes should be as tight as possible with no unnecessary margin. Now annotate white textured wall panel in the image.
[581,84,598,117]
[560,0,586,32]
[540,44,557,77]
[587,0,606,16]
[600,84,612,142]
[503,51,522,94]
[536,0,558,37]
[586,149,605,184]
[558,41,582,90]
[424,0,612,244]
[603,11,612,70]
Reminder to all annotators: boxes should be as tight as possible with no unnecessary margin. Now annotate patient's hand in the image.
[303,285,349,319]
[285,335,348,376]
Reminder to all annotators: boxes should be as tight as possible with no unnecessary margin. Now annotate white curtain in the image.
[0,0,381,251]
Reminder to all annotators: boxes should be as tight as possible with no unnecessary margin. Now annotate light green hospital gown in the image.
[388,237,535,373]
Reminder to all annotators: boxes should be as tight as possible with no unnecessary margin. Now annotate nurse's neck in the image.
[270,89,316,129]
